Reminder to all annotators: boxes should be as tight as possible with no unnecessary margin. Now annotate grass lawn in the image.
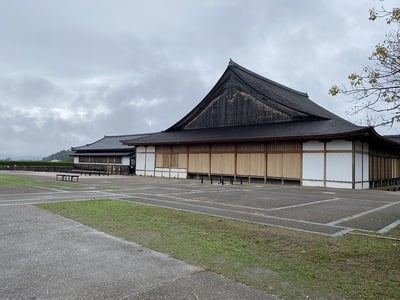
[36,199,400,299]
[0,174,82,189]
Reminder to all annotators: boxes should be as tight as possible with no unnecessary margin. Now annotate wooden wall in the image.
[369,152,400,186]
[155,142,301,181]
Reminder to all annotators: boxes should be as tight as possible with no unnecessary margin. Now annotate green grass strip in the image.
[0,174,82,189]
[36,199,400,299]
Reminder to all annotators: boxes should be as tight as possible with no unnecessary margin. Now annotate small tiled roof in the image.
[70,151,133,157]
[72,134,149,152]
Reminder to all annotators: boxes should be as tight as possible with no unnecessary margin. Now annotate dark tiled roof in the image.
[72,133,149,152]
[124,60,369,146]
[167,60,347,131]
[70,151,134,157]
[228,61,339,120]
[125,120,369,145]
[385,135,400,144]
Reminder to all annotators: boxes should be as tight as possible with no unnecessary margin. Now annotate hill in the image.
[42,149,74,162]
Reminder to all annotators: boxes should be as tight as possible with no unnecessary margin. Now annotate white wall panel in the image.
[136,152,146,170]
[136,146,146,153]
[302,153,324,180]
[303,141,324,151]
[121,156,130,166]
[147,146,155,153]
[355,153,363,182]
[355,182,370,189]
[326,153,352,181]
[363,153,369,181]
[146,152,155,171]
[154,168,169,177]
[136,146,155,175]
[326,140,352,151]
[154,168,187,179]
[170,169,187,179]
[302,180,324,187]
[326,181,353,189]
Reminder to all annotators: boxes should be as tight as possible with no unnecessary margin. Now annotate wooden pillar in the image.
[323,142,327,187]
[208,145,211,178]
[234,144,237,181]
[352,140,355,189]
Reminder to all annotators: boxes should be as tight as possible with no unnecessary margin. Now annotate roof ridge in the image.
[104,133,140,138]
[228,60,308,97]
[71,135,107,150]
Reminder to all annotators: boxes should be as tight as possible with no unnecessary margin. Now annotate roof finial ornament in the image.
[228,58,235,66]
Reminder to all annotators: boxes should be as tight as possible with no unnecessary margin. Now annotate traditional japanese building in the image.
[123,60,400,189]
[71,134,148,175]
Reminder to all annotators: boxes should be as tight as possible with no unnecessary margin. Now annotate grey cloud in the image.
[0,0,399,158]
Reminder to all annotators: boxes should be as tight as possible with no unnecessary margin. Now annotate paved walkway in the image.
[0,204,276,299]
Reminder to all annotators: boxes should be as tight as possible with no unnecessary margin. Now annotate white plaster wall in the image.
[170,168,187,179]
[326,181,353,189]
[74,157,79,164]
[136,152,146,171]
[302,140,370,189]
[302,179,324,187]
[142,146,155,176]
[354,151,369,184]
[154,168,169,177]
[303,141,324,151]
[354,141,370,189]
[355,152,363,182]
[136,146,146,153]
[363,152,369,181]
[136,146,155,175]
[354,151,370,189]
[121,156,130,166]
[302,153,324,180]
[326,153,352,182]
[155,168,187,179]
[146,146,155,153]
[326,140,352,151]
[355,182,370,189]
[145,152,155,172]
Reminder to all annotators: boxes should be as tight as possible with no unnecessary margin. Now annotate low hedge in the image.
[0,160,73,167]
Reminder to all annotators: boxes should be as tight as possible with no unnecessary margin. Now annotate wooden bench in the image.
[56,174,80,182]
[72,169,109,176]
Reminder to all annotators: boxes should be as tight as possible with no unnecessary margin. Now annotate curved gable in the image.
[168,60,332,131]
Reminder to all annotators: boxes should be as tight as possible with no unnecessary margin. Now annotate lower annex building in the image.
[71,134,148,175]
[74,60,400,189]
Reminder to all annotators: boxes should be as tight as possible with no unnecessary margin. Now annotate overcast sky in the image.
[0,0,399,159]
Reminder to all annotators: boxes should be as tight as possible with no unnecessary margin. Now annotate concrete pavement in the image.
[0,204,276,299]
